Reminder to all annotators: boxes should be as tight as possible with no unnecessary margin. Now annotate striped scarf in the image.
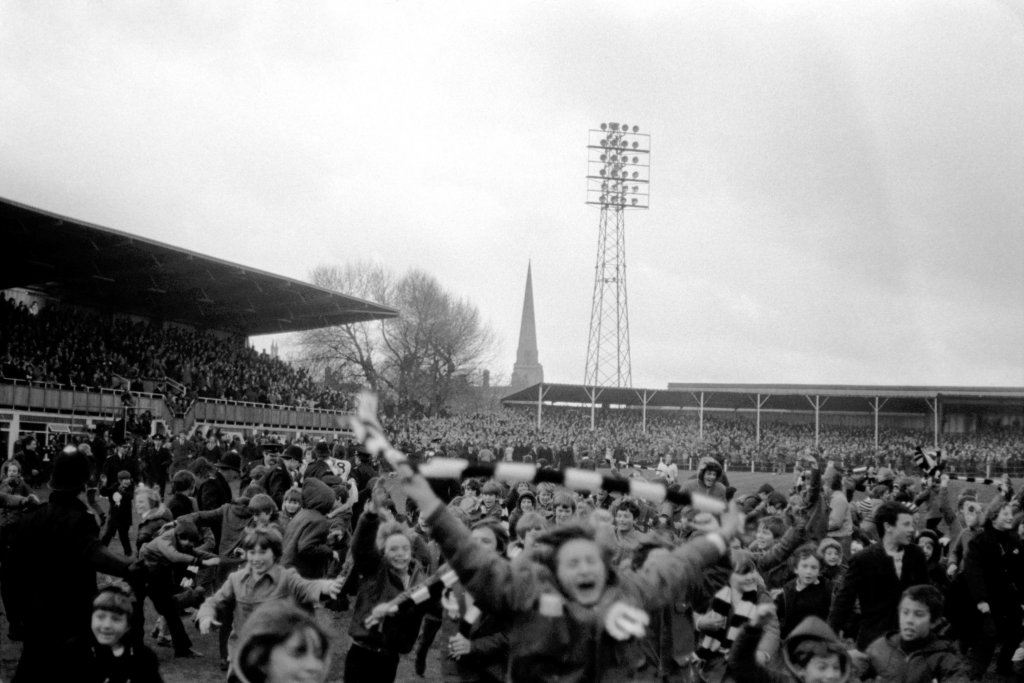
[696,586,759,661]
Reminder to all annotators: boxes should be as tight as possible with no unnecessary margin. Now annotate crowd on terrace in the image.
[0,294,351,411]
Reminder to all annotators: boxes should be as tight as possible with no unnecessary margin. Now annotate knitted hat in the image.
[314,441,331,456]
[174,518,201,545]
[817,537,842,556]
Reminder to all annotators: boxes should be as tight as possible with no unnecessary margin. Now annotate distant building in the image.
[510,262,544,389]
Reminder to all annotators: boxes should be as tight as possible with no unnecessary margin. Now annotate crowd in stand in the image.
[0,417,1022,683]
[392,408,1024,477]
[0,295,351,411]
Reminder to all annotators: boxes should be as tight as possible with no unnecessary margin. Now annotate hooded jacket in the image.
[729,616,851,683]
[281,477,335,578]
[861,631,968,683]
[679,457,727,501]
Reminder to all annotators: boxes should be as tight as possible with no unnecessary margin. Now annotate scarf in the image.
[696,586,758,661]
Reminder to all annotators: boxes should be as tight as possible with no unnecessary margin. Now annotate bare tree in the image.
[297,263,495,416]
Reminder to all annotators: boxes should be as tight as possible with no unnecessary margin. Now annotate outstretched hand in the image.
[604,601,650,641]
[717,502,745,542]
[749,603,776,627]
[400,471,442,520]
[364,602,399,629]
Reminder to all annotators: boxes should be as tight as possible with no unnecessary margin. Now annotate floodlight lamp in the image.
[632,198,638,205]
[600,154,606,161]
[632,171,638,179]
[599,169,605,176]
[632,125,639,133]
[632,156,638,163]
[632,141,638,149]
[601,123,607,130]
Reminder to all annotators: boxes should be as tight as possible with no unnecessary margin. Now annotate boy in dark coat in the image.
[858,584,967,683]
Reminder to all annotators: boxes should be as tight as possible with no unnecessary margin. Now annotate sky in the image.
[2,0,1023,388]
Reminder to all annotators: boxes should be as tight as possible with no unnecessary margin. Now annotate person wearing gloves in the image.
[395,467,744,683]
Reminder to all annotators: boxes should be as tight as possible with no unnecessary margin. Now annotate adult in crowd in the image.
[6,446,141,681]
[829,500,929,649]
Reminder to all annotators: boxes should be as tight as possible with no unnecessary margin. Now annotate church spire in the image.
[511,262,543,388]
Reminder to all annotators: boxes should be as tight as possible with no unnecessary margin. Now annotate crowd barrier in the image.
[0,380,166,417]
[0,381,349,433]
[189,398,347,431]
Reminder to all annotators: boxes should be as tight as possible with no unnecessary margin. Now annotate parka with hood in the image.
[679,457,728,501]
[427,503,727,683]
[860,630,968,683]
[281,477,336,578]
[729,615,851,683]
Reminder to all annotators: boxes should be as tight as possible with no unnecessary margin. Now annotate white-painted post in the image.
[642,391,648,434]
[699,392,705,439]
[590,389,596,431]
[756,393,762,445]
[536,384,543,430]
[815,396,821,447]
[6,413,20,460]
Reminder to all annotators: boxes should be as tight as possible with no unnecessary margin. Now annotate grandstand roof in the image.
[0,197,398,336]
[502,382,1024,415]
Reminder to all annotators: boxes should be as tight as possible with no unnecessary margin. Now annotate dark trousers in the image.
[344,642,399,683]
[145,567,192,654]
[102,513,132,556]
[971,611,1023,678]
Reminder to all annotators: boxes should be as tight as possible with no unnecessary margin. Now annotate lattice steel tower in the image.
[584,122,650,388]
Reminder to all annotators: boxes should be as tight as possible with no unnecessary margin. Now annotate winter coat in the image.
[829,543,929,649]
[962,521,1022,616]
[439,583,510,682]
[0,476,33,532]
[775,578,833,639]
[6,492,133,681]
[827,489,853,538]
[348,511,431,654]
[728,616,852,683]
[302,458,334,482]
[54,635,163,683]
[428,504,726,683]
[679,457,727,501]
[136,505,173,553]
[197,471,232,512]
[280,478,335,578]
[751,521,808,590]
[139,527,202,570]
[260,461,295,508]
[860,631,968,683]
[197,563,332,657]
[182,500,255,557]
[166,492,195,519]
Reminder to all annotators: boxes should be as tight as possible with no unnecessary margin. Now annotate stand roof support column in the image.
[868,397,889,448]
[924,397,941,448]
[805,395,828,448]
[585,386,604,431]
[536,383,551,430]
[634,389,657,434]
[690,392,707,440]
[749,393,771,445]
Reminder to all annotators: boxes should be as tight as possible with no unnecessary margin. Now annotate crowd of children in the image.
[0,437,1022,683]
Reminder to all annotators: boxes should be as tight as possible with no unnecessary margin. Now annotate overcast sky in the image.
[2,1,1022,388]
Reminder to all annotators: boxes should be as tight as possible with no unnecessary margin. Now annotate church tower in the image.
[511,262,544,389]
